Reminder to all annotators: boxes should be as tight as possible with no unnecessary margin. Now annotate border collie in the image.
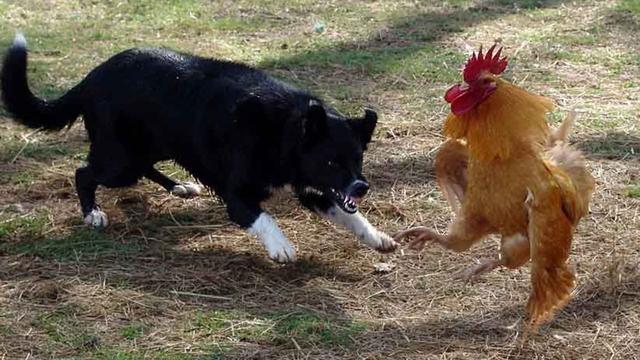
[1,34,397,262]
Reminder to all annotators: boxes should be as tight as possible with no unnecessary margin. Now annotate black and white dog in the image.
[1,34,397,262]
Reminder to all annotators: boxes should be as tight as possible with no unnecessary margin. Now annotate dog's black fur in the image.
[1,35,385,259]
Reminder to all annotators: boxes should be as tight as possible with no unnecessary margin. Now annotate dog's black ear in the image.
[302,99,327,142]
[349,108,377,148]
[234,95,264,124]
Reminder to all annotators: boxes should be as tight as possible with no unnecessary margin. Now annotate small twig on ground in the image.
[169,290,233,301]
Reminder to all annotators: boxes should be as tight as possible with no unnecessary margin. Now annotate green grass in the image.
[554,32,600,46]
[195,309,271,343]
[0,169,39,185]
[32,305,100,351]
[121,323,145,341]
[626,185,640,198]
[194,310,367,348]
[263,45,464,83]
[444,0,475,6]
[272,312,368,347]
[210,16,275,32]
[0,212,50,239]
[0,324,13,336]
[0,137,75,162]
[63,348,205,360]
[495,0,560,8]
[1,228,141,261]
[619,0,640,16]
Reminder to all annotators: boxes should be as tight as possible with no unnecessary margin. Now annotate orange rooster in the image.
[395,45,595,327]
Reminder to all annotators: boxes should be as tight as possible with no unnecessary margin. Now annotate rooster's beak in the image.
[444,82,496,116]
[444,83,468,103]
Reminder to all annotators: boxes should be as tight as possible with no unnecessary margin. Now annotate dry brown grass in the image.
[1,0,639,359]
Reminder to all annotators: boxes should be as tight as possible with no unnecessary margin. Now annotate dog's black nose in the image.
[350,180,369,198]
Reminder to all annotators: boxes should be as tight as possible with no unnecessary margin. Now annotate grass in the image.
[626,184,640,198]
[120,323,145,341]
[0,135,76,162]
[63,348,202,360]
[263,45,464,83]
[0,212,50,238]
[1,228,141,261]
[619,0,640,15]
[271,312,368,347]
[194,310,367,348]
[31,305,101,353]
[1,0,639,359]
[0,169,38,186]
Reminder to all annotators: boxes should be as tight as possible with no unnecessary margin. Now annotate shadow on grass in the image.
[604,0,640,35]
[0,189,368,355]
[579,132,640,160]
[259,0,567,84]
[363,130,640,192]
[350,273,640,357]
[1,209,367,357]
[0,227,141,261]
[364,152,435,193]
[2,179,637,358]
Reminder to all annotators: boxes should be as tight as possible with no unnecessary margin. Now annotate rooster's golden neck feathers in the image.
[444,78,553,162]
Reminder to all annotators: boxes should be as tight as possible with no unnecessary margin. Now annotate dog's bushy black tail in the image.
[1,33,82,130]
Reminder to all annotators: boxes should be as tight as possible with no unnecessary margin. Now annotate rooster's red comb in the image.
[463,44,508,83]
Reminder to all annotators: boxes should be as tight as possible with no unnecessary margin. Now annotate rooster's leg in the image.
[435,139,468,215]
[454,258,505,283]
[393,227,445,251]
[394,214,493,252]
[454,233,530,283]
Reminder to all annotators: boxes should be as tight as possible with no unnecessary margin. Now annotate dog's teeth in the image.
[304,187,323,196]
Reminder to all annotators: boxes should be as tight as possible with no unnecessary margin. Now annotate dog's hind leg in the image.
[77,156,140,228]
[75,166,108,228]
[144,168,202,198]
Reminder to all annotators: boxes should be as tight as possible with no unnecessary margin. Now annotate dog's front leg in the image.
[248,212,297,263]
[323,206,398,252]
[225,198,296,263]
[297,193,397,252]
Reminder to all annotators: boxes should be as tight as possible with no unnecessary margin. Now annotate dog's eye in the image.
[327,161,338,168]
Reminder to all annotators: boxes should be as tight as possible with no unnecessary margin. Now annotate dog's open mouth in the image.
[329,188,359,214]
[303,187,360,214]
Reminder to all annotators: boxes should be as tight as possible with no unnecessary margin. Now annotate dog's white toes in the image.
[84,209,108,228]
[171,185,188,197]
[249,212,296,263]
[171,182,202,198]
[265,238,297,263]
[183,182,202,195]
[369,231,398,253]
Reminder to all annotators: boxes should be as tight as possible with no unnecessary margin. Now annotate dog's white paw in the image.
[264,236,297,263]
[84,209,108,228]
[249,213,297,263]
[374,231,399,253]
[321,206,398,254]
[171,182,202,198]
[363,230,398,253]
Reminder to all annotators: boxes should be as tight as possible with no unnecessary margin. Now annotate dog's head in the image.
[294,99,377,214]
